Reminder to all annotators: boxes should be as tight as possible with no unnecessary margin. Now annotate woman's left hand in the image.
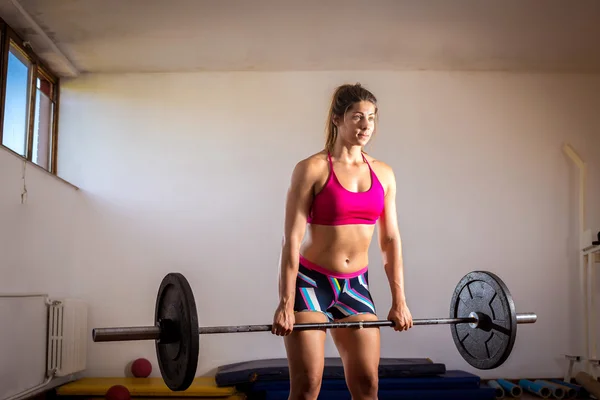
[388,302,413,331]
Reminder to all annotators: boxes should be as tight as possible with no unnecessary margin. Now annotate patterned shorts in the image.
[294,255,376,321]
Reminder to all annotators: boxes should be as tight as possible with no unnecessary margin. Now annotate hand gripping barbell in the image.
[91,270,537,391]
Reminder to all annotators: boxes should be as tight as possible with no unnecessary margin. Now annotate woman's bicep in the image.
[282,161,314,248]
[378,167,401,247]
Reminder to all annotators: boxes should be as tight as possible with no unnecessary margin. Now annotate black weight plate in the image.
[155,272,199,391]
[449,271,517,369]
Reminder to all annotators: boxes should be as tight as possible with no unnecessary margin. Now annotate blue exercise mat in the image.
[249,387,497,400]
[245,370,481,392]
[215,357,446,387]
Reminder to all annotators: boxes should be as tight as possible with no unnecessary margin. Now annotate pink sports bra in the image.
[307,152,385,226]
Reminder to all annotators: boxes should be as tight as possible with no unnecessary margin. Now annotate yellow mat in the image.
[56,377,240,397]
[58,397,246,400]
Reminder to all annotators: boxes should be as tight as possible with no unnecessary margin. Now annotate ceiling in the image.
[0,0,599,77]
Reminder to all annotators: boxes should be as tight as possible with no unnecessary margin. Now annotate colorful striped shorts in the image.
[294,255,376,321]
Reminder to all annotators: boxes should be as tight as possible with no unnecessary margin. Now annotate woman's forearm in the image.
[382,238,406,307]
[278,240,299,309]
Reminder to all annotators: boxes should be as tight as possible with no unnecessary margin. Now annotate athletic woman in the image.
[272,83,413,400]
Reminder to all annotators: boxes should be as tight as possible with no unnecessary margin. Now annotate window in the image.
[33,68,57,170]
[2,42,33,157]
[0,21,60,174]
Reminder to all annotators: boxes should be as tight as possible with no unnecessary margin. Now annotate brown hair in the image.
[325,83,378,153]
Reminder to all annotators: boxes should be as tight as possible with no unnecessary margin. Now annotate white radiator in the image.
[0,294,86,400]
[47,298,88,376]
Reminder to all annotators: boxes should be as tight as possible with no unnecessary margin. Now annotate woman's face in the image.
[334,101,377,148]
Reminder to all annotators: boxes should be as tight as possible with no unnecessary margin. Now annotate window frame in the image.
[0,18,61,174]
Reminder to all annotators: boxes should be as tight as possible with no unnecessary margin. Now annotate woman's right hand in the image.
[271,304,295,336]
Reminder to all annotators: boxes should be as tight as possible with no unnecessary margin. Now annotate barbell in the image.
[91,270,537,392]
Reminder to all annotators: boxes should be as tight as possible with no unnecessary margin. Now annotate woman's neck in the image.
[330,143,364,164]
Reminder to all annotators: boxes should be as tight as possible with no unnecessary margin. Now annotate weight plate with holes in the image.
[154,272,199,391]
[449,270,517,369]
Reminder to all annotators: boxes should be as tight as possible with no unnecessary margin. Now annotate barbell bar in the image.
[91,270,537,392]
[93,313,537,341]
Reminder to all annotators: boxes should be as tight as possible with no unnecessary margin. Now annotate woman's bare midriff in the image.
[300,223,375,274]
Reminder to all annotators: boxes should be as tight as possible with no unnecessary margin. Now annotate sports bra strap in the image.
[361,152,373,171]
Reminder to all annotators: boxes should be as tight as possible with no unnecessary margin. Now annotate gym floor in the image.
[39,389,600,400]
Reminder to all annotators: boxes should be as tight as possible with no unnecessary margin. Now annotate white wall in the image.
[0,147,82,396]
[52,71,600,380]
[0,146,81,296]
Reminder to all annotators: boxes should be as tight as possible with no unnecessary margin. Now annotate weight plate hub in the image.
[449,271,517,370]
[155,273,199,391]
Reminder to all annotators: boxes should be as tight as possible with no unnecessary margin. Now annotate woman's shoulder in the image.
[364,153,395,183]
[290,150,329,182]
[295,150,329,169]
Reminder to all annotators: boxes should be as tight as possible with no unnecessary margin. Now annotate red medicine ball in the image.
[131,357,152,378]
[105,385,130,400]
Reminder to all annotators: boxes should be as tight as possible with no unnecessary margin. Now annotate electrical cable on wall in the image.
[21,160,27,204]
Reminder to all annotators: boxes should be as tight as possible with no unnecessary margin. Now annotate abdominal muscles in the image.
[300,223,376,273]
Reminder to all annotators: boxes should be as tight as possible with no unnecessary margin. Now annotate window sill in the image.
[1,144,79,191]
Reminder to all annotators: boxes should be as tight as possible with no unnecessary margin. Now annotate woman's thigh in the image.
[284,311,329,397]
[330,313,381,397]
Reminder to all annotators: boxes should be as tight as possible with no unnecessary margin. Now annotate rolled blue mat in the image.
[533,380,565,399]
[537,380,576,399]
[549,379,589,398]
[496,379,523,397]
[486,380,505,399]
[518,379,551,398]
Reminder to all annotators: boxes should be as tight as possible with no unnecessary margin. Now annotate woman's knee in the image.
[347,370,378,398]
[290,372,322,399]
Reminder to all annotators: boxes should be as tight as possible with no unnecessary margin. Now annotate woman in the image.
[272,83,413,400]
